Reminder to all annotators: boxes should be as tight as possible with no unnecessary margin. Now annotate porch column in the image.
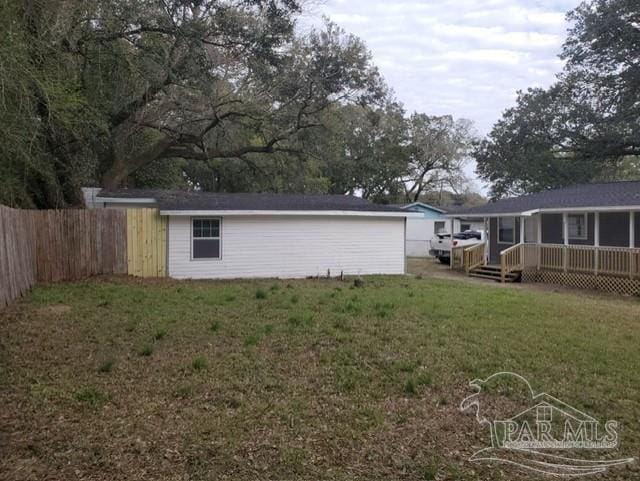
[449,217,455,269]
[484,217,488,264]
[630,212,635,279]
[519,216,525,243]
[562,212,568,272]
[536,213,542,270]
[594,212,600,275]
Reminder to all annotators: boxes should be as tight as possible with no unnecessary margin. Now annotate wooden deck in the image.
[451,242,640,294]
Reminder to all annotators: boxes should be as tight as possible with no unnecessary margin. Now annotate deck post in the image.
[630,212,635,278]
[594,212,600,275]
[562,213,569,272]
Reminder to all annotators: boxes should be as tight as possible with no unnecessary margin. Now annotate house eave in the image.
[96,196,157,204]
[445,205,640,218]
[159,209,420,218]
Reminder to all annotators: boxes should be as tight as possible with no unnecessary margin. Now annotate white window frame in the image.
[434,221,446,234]
[498,216,515,244]
[568,213,588,240]
[191,217,222,260]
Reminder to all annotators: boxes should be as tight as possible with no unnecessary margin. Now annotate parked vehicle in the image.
[429,230,485,264]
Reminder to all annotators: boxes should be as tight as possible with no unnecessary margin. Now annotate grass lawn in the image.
[1,274,639,480]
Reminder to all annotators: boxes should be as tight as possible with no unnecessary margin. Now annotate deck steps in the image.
[468,265,521,282]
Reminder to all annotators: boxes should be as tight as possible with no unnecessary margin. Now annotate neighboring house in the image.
[446,181,640,294]
[94,189,415,279]
[398,202,484,257]
[398,202,446,257]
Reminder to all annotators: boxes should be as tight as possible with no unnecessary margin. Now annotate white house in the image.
[397,202,484,257]
[94,189,416,279]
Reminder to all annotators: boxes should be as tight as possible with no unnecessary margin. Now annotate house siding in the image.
[167,215,405,279]
[541,214,563,244]
[600,212,630,247]
[405,217,434,257]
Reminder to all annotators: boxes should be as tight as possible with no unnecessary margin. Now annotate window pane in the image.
[499,217,514,243]
[569,215,585,238]
[193,219,221,238]
[193,239,220,258]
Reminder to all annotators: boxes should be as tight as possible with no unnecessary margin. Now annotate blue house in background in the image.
[398,202,484,257]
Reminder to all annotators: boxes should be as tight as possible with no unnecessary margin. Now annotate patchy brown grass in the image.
[1,274,639,480]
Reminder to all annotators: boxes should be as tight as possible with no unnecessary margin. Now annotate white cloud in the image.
[300,0,580,192]
[303,0,578,133]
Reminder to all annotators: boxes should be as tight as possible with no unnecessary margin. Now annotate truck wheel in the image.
[438,256,450,265]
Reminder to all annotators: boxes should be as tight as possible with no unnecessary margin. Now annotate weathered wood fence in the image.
[0,206,37,307]
[1,206,167,307]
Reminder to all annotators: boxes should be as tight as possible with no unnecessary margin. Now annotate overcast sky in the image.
[303,0,580,192]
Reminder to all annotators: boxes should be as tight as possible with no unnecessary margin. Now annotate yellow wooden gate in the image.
[126,208,167,277]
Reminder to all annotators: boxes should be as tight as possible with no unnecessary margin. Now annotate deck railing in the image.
[451,245,465,270]
[500,243,523,282]
[516,243,640,279]
[463,242,486,274]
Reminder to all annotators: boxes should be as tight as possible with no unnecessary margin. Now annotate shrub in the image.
[255,289,267,299]
[138,344,153,357]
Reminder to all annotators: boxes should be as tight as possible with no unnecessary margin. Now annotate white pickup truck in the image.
[429,230,485,264]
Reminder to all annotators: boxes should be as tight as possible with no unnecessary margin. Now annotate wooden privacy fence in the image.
[1,206,167,306]
[126,208,167,278]
[33,209,127,283]
[0,206,37,307]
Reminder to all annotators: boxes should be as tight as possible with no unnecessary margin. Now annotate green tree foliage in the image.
[403,114,475,202]
[475,0,640,198]
[1,0,477,207]
[0,1,385,207]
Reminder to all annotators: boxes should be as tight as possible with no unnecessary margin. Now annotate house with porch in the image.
[445,181,640,295]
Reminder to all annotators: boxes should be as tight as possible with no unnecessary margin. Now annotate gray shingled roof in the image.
[97,189,406,212]
[451,181,640,216]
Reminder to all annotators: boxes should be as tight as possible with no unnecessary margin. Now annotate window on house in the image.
[434,221,446,234]
[192,218,220,259]
[498,217,515,243]
[461,223,471,232]
[568,214,587,240]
